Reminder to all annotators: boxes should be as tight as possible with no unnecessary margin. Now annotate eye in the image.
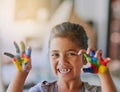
[66,51,78,57]
[50,52,60,59]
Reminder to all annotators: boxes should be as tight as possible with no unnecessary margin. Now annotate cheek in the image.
[50,60,58,75]
[74,61,82,70]
[72,57,83,71]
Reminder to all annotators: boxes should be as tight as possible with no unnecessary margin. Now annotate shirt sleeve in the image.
[84,82,101,92]
[28,83,43,92]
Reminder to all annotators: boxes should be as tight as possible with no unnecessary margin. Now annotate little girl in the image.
[5,22,117,92]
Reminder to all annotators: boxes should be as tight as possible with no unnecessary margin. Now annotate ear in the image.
[82,55,87,65]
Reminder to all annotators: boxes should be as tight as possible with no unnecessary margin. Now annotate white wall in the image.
[75,0,109,56]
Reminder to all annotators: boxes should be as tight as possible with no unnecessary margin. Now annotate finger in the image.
[83,53,99,66]
[20,41,25,53]
[23,47,31,64]
[94,50,102,59]
[25,47,31,57]
[78,49,86,55]
[86,48,92,54]
[82,67,94,73]
[4,52,15,58]
[83,53,90,58]
[105,57,111,63]
[83,53,92,63]
[14,42,20,58]
[82,55,87,65]
[23,64,32,73]
[23,59,32,73]
[90,50,95,57]
[100,57,111,66]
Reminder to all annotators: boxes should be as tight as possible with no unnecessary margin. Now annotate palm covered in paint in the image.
[83,50,110,74]
[4,41,31,72]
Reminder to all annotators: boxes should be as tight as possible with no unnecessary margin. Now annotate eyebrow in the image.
[50,49,78,52]
[67,49,78,52]
[50,50,59,53]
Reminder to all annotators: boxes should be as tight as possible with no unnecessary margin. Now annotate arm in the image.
[4,41,32,92]
[6,71,28,92]
[81,48,117,92]
[98,69,117,92]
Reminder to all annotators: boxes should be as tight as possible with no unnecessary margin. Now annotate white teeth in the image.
[59,69,70,74]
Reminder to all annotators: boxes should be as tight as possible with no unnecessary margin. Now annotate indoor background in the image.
[0,0,120,92]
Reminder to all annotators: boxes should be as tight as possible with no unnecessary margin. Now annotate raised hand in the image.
[4,41,32,73]
[79,48,110,74]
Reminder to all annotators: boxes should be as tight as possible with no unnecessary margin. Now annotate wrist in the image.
[16,70,29,77]
[98,68,111,78]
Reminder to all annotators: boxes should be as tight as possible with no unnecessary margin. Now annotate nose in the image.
[58,54,68,66]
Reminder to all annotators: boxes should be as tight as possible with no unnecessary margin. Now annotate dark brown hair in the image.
[49,22,88,49]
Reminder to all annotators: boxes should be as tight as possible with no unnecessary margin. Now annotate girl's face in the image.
[49,37,83,81]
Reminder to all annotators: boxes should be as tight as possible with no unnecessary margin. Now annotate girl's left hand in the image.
[79,48,110,74]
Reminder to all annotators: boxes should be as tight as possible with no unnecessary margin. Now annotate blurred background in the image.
[0,0,120,92]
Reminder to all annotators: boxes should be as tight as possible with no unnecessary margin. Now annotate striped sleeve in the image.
[83,82,101,92]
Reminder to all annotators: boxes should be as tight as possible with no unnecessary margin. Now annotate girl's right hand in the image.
[4,41,32,73]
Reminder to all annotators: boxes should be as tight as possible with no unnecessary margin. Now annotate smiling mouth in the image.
[58,68,71,74]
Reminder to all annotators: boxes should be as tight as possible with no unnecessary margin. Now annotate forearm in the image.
[98,69,117,92]
[6,71,28,92]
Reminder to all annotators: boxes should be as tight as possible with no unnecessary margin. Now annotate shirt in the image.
[28,80,101,92]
